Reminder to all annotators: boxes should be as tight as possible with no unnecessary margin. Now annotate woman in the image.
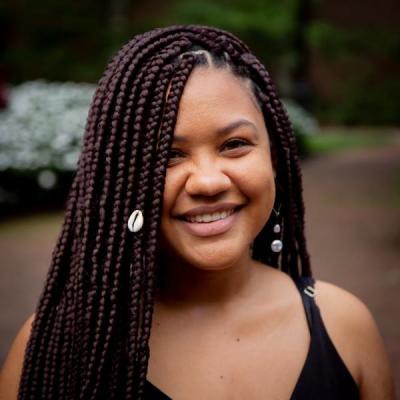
[0,25,395,399]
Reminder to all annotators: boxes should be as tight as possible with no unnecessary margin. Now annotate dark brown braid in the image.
[18,25,311,399]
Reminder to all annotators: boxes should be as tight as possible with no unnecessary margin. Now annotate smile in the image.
[178,207,242,237]
[184,208,236,223]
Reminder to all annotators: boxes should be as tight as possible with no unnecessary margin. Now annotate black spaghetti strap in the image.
[291,275,360,400]
[294,276,316,332]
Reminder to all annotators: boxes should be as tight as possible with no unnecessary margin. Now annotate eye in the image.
[167,149,184,166]
[222,138,251,151]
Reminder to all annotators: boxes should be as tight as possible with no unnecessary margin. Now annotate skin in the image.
[0,67,395,399]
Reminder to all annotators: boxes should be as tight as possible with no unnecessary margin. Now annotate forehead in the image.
[174,67,264,135]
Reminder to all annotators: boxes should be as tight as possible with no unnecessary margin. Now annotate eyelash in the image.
[168,138,251,162]
[222,138,250,150]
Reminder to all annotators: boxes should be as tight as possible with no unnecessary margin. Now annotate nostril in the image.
[185,173,231,197]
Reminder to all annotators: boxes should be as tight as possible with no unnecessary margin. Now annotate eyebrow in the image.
[173,119,258,142]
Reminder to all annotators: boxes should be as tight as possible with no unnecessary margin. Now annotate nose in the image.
[185,161,231,197]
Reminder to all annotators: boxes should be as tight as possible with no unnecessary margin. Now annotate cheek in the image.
[236,157,276,232]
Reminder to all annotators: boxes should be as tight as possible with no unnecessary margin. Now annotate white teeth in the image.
[185,209,235,223]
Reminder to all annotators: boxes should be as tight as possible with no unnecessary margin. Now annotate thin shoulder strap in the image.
[294,276,317,332]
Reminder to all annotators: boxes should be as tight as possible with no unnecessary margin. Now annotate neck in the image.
[155,250,258,310]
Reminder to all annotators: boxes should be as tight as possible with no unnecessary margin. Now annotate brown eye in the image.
[222,138,250,151]
[167,149,184,166]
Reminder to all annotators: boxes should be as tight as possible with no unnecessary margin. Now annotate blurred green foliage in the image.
[1,0,301,85]
[1,0,147,82]
[307,21,400,124]
[308,22,400,61]
[304,132,391,154]
[165,0,298,54]
[1,0,399,124]
[316,77,400,125]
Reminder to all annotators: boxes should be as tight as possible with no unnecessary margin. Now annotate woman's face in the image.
[159,66,275,271]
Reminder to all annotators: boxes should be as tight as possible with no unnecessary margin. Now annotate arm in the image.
[0,314,35,400]
[315,281,395,400]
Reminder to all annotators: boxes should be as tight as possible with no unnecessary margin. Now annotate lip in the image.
[176,202,242,218]
[177,207,242,237]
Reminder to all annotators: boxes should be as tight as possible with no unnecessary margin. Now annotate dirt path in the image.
[1,140,399,395]
[302,143,400,395]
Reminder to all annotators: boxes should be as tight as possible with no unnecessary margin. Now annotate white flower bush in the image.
[0,80,318,175]
[0,80,95,172]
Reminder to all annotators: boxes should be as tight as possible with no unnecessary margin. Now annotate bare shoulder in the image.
[0,313,35,400]
[314,280,395,400]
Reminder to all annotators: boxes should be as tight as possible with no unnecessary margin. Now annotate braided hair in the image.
[18,24,311,399]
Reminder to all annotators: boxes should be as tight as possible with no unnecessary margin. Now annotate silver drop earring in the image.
[127,210,144,233]
[270,204,283,253]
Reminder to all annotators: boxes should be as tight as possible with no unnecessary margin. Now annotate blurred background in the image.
[1,0,399,395]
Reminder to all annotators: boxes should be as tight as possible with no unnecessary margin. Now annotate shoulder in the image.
[314,280,395,400]
[0,313,35,400]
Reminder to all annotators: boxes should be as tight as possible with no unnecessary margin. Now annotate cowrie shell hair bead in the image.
[128,210,144,233]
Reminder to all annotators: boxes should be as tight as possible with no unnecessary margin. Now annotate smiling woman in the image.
[0,25,395,400]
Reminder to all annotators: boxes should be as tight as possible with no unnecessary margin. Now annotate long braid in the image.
[70,34,192,397]
[134,55,197,399]
[123,53,194,399]
[274,102,311,276]
[72,33,189,369]
[65,42,148,391]
[17,180,76,393]
[87,45,187,398]
[81,37,193,397]
[238,52,309,278]
[92,62,177,398]
[106,61,177,398]
[18,25,312,400]
[103,45,184,397]
[18,150,83,397]
[19,174,82,398]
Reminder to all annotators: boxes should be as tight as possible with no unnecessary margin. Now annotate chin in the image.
[182,246,247,272]
[160,229,253,271]
[191,260,233,272]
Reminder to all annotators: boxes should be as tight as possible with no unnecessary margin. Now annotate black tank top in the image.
[144,276,360,399]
